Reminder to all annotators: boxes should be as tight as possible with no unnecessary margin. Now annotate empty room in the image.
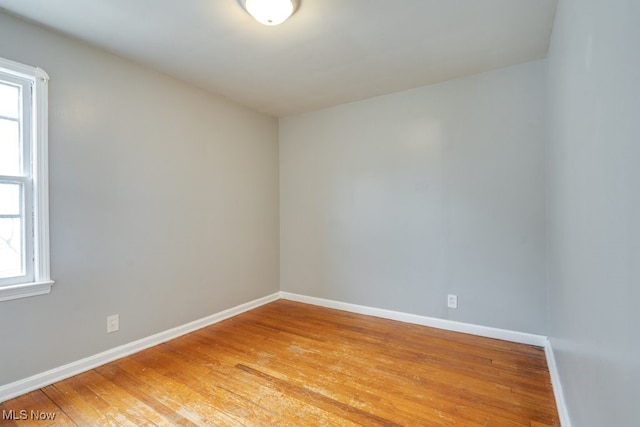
[0,0,637,425]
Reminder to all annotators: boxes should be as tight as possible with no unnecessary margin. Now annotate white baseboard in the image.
[280,292,547,347]
[544,340,572,427]
[1,290,571,427]
[0,292,280,403]
[281,292,572,426]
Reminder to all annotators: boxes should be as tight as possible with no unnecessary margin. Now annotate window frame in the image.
[0,56,53,302]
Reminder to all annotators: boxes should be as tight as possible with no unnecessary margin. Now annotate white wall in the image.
[280,61,547,334]
[546,0,640,424]
[0,12,279,386]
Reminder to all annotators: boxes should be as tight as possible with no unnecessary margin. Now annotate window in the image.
[0,56,52,302]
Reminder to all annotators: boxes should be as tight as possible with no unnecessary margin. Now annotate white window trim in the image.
[0,56,53,302]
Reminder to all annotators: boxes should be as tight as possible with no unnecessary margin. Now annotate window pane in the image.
[0,118,21,176]
[0,217,23,279]
[0,82,20,119]
[0,182,21,216]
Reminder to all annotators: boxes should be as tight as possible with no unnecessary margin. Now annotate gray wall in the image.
[0,12,279,386]
[280,61,547,334]
[4,3,639,424]
[546,0,640,425]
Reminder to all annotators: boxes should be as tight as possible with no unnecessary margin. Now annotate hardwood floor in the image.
[0,300,559,426]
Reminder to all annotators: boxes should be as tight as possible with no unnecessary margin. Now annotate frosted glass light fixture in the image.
[240,0,299,26]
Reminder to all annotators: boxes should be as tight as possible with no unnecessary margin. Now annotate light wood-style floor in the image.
[0,300,559,426]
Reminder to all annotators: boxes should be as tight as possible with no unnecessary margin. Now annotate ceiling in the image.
[0,0,557,117]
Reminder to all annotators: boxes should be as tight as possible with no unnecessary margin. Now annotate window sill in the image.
[0,280,54,302]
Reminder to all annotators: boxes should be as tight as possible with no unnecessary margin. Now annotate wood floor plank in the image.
[127,342,359,426]
[0,389,75,426]
[42,381,117,427]
[208,326,532,426]
[1,299,559,426]
[196,314,549,425]
[192,324,484,425]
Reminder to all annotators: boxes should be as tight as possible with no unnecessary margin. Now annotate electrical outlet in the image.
[107,314,119,333]
[447,294,458,309]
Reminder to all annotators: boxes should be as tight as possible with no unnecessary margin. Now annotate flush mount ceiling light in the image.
[240,0,299,26]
